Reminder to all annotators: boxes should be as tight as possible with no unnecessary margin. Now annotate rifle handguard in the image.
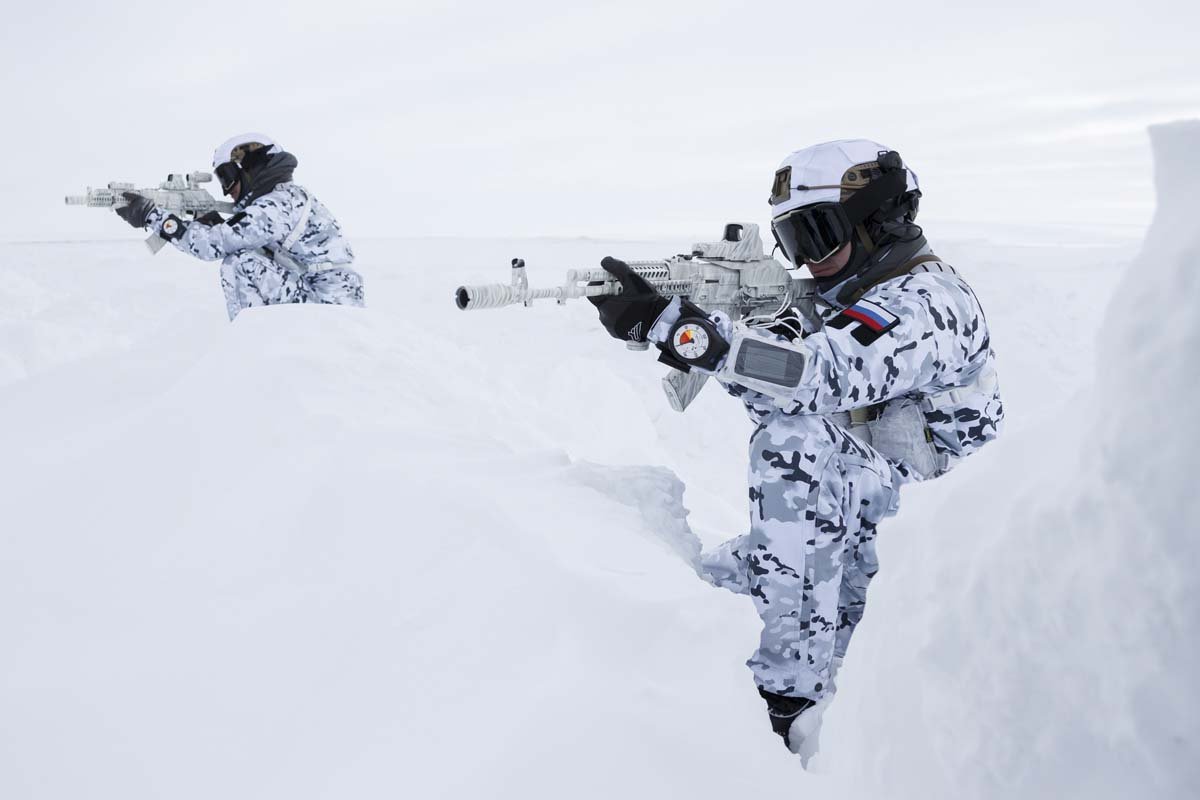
[448,223,818,413]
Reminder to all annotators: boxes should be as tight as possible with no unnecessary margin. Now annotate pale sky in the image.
[2,0,1197,243]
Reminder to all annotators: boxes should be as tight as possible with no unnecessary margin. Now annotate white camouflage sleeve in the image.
[725,273,988,415]
[145,197,296,262]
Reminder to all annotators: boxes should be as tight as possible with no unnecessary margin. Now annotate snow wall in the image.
[1076,120,1200,794]
[835,120,1199,799]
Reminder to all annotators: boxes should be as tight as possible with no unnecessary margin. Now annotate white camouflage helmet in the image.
[769,139,921,267]
[769,138,919,218]
[212,133,283,196]
[212,133,281,170]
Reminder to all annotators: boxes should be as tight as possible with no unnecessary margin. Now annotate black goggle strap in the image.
[840,166,907,226]
[770,226,784,254]
[855,223,877,255]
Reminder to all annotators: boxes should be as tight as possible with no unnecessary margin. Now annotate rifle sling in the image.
[844,253,943,305]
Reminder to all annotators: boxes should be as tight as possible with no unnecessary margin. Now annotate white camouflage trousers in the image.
[219,251,365,321]
[702,413,903,700]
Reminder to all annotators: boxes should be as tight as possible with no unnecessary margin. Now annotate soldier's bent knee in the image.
[751,414,839,467]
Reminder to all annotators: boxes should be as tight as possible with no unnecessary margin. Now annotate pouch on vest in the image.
[853,401,946,479]
[918,360,1000,470]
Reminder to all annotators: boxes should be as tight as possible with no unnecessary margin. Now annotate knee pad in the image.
[750,415,837,476]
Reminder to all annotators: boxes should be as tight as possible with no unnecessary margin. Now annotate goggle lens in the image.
[215,162,241,193]
[772,203,851,265]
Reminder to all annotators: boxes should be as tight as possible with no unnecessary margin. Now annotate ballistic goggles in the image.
[771,202,854,265]
[214,161,242,194]
[214,142,270,194]
[769,151,908,265]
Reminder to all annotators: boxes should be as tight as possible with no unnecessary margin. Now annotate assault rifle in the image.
[65,171,235,254]
[455,223,818,411]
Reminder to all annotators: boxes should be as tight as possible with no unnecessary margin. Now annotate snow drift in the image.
[0,238,808,798]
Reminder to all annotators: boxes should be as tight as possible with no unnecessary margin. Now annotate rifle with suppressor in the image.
[66,171,235,254]
[455,223,818,411]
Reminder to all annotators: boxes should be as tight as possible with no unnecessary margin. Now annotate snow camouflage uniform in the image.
[701,253,1003,701]
[145,181,363,320]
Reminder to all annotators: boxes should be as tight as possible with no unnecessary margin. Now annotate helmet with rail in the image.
[211,133,282,198]
[769,139,921,283]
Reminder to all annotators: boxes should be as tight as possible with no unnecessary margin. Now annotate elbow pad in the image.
[715,327,807,401]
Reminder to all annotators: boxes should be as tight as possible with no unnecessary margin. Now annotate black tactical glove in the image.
[193,210,225,227]
[114,191,156,229]
[759,687,815,749]
[588,256,670,344]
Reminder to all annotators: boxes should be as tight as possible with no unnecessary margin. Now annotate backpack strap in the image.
[845,253,943,304]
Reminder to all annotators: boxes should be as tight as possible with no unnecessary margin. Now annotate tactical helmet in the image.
[769,139,921,270]
[212,133,282,195]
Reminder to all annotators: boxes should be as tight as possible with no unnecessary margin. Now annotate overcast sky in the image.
[2,0,1197,244]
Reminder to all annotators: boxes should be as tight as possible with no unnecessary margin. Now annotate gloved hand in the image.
[759,687,815,750]
[115,191,156,229]
[589,256,670,344]
[193,210,225,227]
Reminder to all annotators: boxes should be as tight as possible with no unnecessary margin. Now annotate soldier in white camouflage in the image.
[590,139,1003,762]
[114,133,364,320]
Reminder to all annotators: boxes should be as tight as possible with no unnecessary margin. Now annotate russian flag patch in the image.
[827,298,900,345]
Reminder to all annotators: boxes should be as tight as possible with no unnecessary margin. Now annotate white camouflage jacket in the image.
[722,258,1004,478]
[147,183,354,267]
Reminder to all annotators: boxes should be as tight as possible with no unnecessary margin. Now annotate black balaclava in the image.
[815,192,926,306]
[237,148,299,206]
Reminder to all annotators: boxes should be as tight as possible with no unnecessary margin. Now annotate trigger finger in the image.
[600,257,649,294]
[600,256,631,280]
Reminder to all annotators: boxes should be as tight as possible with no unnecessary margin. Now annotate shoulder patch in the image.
[826,299,900,346]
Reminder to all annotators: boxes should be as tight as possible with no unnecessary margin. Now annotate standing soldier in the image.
[114,133,365,319]
[590,139,1004,761]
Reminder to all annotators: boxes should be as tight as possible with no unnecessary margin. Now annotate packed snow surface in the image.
[1,127,1195,798]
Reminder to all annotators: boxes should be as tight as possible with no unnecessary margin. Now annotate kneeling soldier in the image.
[115,133,365,320]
